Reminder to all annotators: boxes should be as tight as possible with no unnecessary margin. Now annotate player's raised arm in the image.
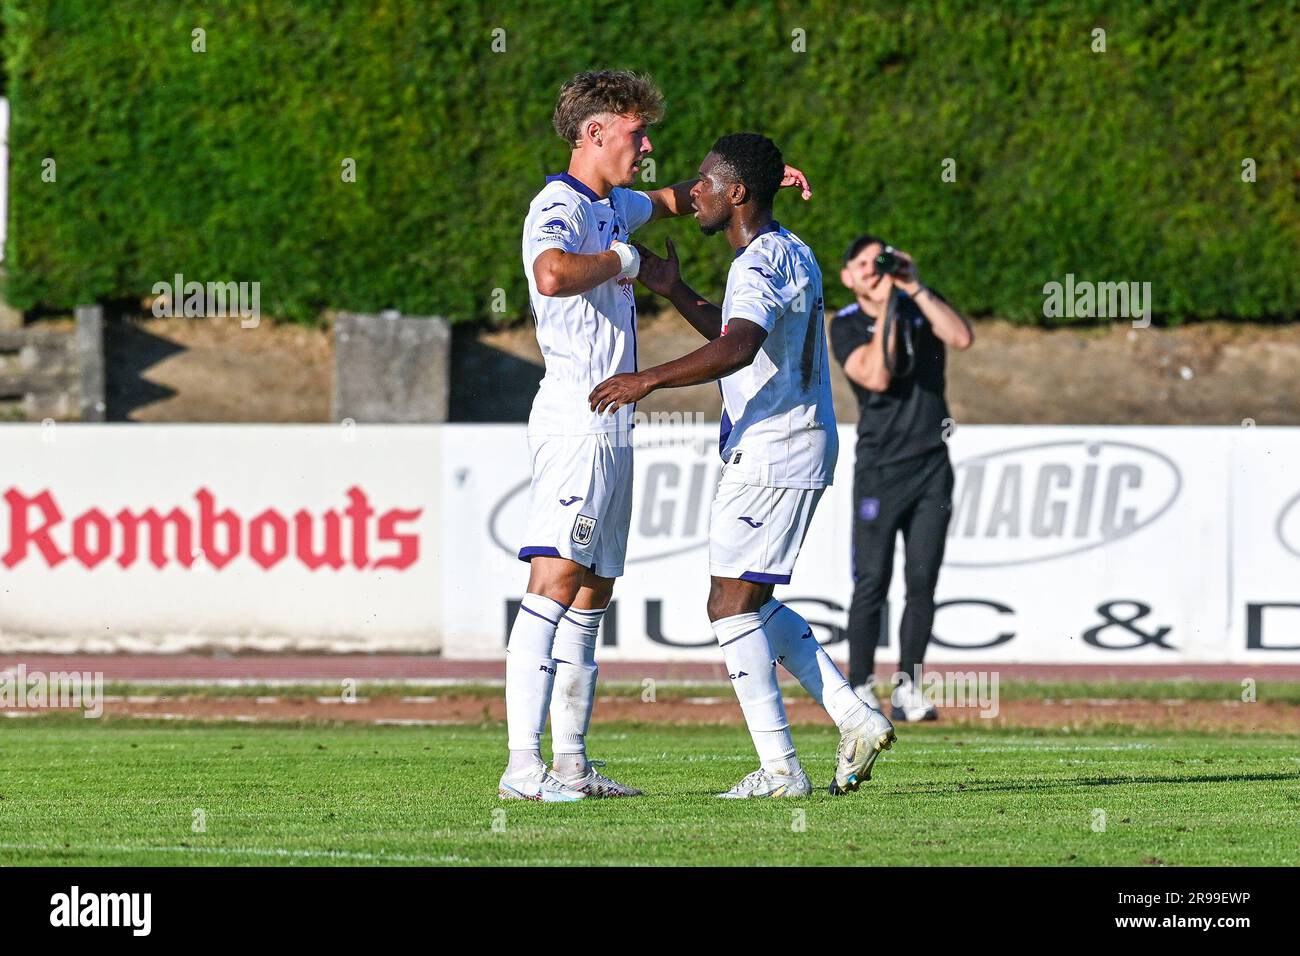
[644,163,812,221]
[588,318,766,413]
[633,238,723,340]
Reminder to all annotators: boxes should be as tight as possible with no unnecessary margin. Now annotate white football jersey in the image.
[522,173,654,436]
[718,221,838,489]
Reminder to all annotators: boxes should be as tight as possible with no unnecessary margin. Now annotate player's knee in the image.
[526,557,586,606]
[582,572,616,607]
[707,584,740,623]
[707,579,764,622]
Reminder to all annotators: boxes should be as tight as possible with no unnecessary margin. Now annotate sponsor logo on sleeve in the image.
[537,217,571,240]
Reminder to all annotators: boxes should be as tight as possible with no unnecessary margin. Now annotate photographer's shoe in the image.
[890,680,938,722]
[853,681,883,712]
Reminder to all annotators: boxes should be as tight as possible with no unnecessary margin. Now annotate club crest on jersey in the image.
[571,514,598,546]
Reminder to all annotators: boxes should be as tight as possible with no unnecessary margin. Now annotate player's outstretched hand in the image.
[589,372,653,414]
[632,238,680,297]
[781,164,813,201]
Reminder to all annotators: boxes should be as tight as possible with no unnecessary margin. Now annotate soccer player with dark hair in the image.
[590,133,895,798]
[502,76,813,801]
[830,236,973,721]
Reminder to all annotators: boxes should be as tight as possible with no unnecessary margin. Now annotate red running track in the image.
[2,655,1299,682]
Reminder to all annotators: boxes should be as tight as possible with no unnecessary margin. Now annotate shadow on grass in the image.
[895,769,1300,796]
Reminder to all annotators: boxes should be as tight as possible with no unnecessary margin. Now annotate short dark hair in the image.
[709,132,784,208]
[843,234,886,265]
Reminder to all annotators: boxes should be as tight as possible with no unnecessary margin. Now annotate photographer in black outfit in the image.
[829,236,973,721]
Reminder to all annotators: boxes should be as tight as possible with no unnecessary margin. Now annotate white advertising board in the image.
[3,423,1298,662]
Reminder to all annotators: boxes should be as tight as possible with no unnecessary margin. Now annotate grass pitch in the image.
[1,717,1296,866]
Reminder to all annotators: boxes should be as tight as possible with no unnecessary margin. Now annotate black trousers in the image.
[847,445,954,688]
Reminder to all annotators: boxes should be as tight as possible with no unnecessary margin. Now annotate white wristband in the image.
[610,240,640,278]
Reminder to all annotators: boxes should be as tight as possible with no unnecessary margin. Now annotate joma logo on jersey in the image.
[738,516,764,528]
[571,514,597,546]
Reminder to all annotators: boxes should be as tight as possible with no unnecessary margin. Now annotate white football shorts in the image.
[517,431,633,579]
[708,472,825,584]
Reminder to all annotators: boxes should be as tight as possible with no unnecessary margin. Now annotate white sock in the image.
[505,593,568,766]
[760,598,868,731]
[550,605,604,776]
[713,611,799,776]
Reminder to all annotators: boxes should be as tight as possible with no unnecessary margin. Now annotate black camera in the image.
[874,246,904,276]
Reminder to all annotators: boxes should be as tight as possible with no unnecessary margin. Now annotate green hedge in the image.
[3,0,1297,323]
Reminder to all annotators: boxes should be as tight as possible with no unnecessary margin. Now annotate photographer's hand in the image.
[890,248,922,296]
[890,249,974,350]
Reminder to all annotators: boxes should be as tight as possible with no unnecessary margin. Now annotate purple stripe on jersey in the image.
[740,570,792,584]
[717,380,732,459]
[546,172,603,203]
[733,220,782,258]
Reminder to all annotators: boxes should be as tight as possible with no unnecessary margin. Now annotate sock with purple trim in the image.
[550,605,604,777]
[505,592,568,769]
[713,611,799,776]
[760,598,867,731]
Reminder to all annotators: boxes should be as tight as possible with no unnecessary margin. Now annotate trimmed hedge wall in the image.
[2,0,1297,323]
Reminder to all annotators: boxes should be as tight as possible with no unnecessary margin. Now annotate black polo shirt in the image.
[829,292,951,466]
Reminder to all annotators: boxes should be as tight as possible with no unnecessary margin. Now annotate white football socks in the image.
[760,598,867,731]
[713,611,799,777]
[505,593,568,770]
[549,605,604,777]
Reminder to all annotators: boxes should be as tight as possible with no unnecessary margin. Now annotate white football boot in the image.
[716,767,812,799]
[853,682,884,712]
[890,680,938,723]
[829,707,897,795]
[550,759,643,798]
[498,758,587,802]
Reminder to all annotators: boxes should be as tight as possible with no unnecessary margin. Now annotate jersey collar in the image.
[733,220,782,258]
[546,172,605,203]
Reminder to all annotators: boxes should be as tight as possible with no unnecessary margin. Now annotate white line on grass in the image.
[0,842,469,865]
